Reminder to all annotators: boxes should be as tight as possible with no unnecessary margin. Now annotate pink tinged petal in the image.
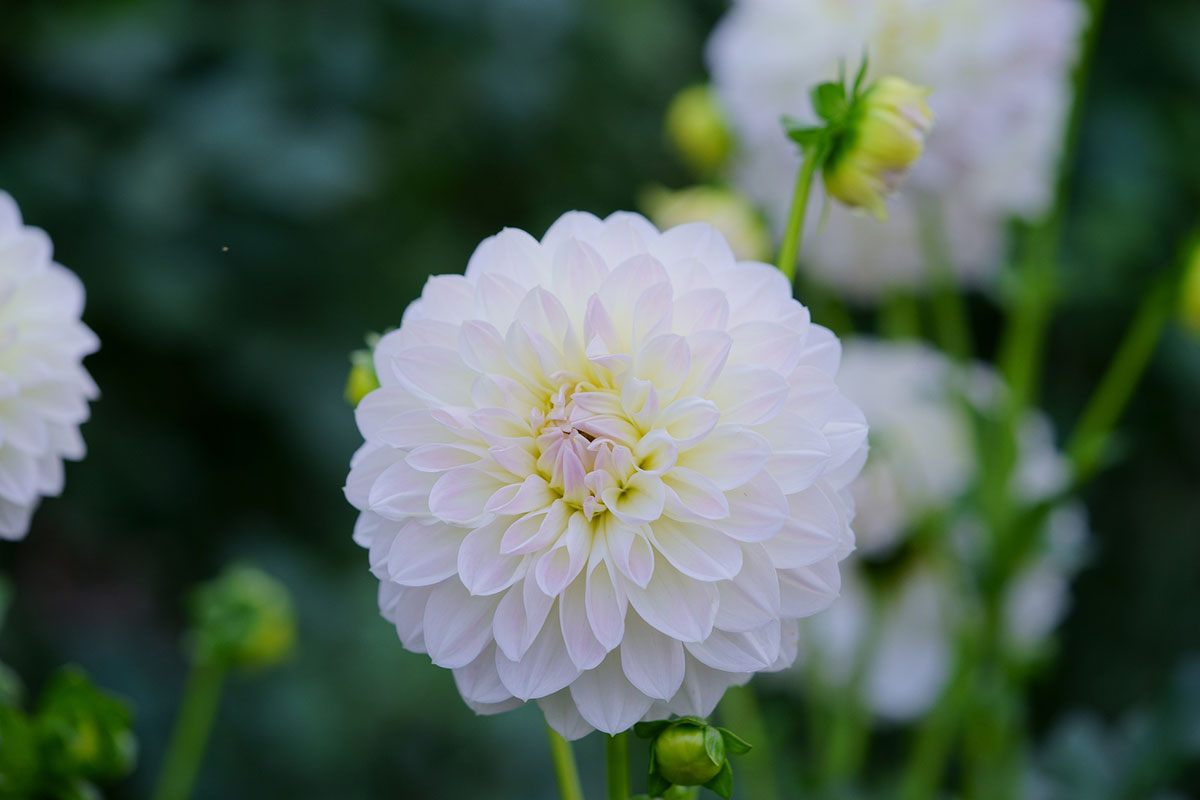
[679,331,732,398]
[719,471,788,543]
[495,607,582,700]
[632,281,674,345]
[715,544,781,633]
[672,287,730,334]
[785,365,839,425]
[585,559,627,650]
[676,426,770,491]
[558,447,588,506]
[458,518,528,596]
[620,377,660,430]
[489,444,537,477]
[778,556,843,618]
[465,227,548,286]
[537,689,595,742]
[603,471,666,525]
[458,320,508,374]
[765,486,844,569]
[469,407,531,444]
[352,512,382,548]
[569,651,656,735]
[367,460,440,520]
[650,222,737,272]
[821,392,870,471]
[366,408,452,449]
[662,467,730,522]
[485,474,555,515]
[501,498,569,555]
[604,518,655,588]
[572,413,639,449]
[707,365,789,426]
[392,345,478,405]
[756,412,832,493]
[471,374,542,419]
[718,262,793,326]
[727,321,803,374]
[767,620,801,672]
[552,238,609,315]
[396,318,459,349]
[633,431,677,475]
[583,294,621,354]
[376,521,465,586]
[534,512,592,596]
[379,582,435,654]
[620,614,686,700]
[666,656,749,719]
[570,391,625,417]
[516,286,572,349]
[353,386,421,435]
[422,580,501,669]
[560,576,609,670]
[493,578,555,662]
[634,334,690,399]
[685,622,782,673]
[596,213,656,264]
[503,321,554,389]
[428,466,509,526]
[541,211,604,257]
[454,645,515,705]
[406,443,483,472]
[649,517,743,581]
[344,444,395,510]
[626,561,718,643]
[654,397,720,448]
[798,324,842,375]
[464,697,525,716]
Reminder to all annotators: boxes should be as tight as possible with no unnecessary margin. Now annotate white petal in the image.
[707,365,789,426]
[757,412,832,493]
[496,608,582,700]
[453,645,515,705]
[560,576,609,670]
[493,578,555,662]
[458,518,528,596]
[676,426,770,491]
[715,544,781,633]
[605,517,655,588]
[654,397,720,448]
[586,560,627,650]
[422,580,501,669]
[392,345,478,405]
[379,582,435,653]
[569,651,655,734]
[685,622,781,673]
[779,556,843,618]
[648,517,743,581]
[538,689,595,742]
[620,614,686,700]
[666,656,749,718]
[428,467,508,526]
[719,471,788,543]
[375,520,465,586]
[764,485,844,569]
[366,459,439,520]
[626,561,718,643]
[662,467,730,522]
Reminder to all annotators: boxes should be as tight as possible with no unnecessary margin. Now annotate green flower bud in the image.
[34,667,137,783]
[345,334,381,407]
[189,564,296,671]
[1181,238,1200,334]
[639,184,772,262]
[823,76,933,220]
[665,85,734,178]
[654,723,723,785]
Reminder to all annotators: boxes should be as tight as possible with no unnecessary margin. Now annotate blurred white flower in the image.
[345,210,868,739]
[799,339,1087,721]
[708,0,1085,298]
[0,192,99,541]
[639,184,772,262]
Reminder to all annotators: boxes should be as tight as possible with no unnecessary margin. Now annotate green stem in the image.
[546,724,586,800]
[1066,274,1174,482]
[918,200,973,361]
[776,146,825,281]
[898,634,976,800]
[606,732,630,800]
[878,291,921,340]
[717,683,781,800]
[152,661,227,800]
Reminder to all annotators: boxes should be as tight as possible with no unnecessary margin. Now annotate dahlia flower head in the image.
[799,339,1087,721]
[345,211,868,739]
[0,192,98,541]
[708,0,1085,298]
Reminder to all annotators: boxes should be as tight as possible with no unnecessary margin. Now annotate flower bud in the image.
[345,335,381,407]
[639,184,772,262]
[1181,239,1200,334]
[34,667,137,782]
[634,717,751,800]
[189,564,296,671]
[823,76,933,220]
[665,85,734,178]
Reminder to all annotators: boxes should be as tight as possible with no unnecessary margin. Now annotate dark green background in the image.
[0,0,1197,797]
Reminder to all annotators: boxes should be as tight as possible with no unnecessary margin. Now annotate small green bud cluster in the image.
[785,59,933,220]
[189,564,296,672]
[665,85,734,179]
[345,332,383,408]
[0,667,136,800]
[632,716,751,800]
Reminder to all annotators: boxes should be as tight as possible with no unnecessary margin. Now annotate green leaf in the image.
[634,720,671,739]
[717,727,753,755]
[852,51,871,97]
[703,761,734,800]
[703,726,724,766]
[647,770,672,797]
[0,706,40,795]
[810,81,847,122]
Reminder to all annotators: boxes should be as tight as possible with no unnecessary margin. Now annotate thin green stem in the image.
[152,661,227,800]
[878,291,922,340]
[718,683,781,800]
[546,724,587,800]
[776,146,825,281]
[918,200,973,362]
[898,635,976,800]
[1067,275,1174,482]
[606,732,630,800]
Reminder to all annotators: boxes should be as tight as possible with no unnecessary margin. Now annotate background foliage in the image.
[0,0,1197,797]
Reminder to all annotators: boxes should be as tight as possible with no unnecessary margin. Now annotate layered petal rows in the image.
[0,192,99,540]
[346,211,867,738]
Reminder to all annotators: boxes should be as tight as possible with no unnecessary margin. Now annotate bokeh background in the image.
[1,0,1198,797]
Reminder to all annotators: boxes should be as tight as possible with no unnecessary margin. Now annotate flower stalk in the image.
[606,732,630,800]
[546,725,586,800]
[152,661,226,800]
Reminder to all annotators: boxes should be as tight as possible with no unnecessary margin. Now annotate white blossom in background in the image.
[799,339,1087,721]
[345,211,868,739]
[0,192,99,541]
[708,0,1085,298]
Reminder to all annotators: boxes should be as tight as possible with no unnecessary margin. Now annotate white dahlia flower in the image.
[797,339,1087,721]
[345,211,868,739]
[708,0,1085,298]
[0,192,98,541]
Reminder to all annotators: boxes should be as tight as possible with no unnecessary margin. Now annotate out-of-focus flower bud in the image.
[189,565,296,672]
[665,85,734,178]
[639,184,772,262]
[345,334,381,407]
[634,717,751,800]
[1181,238,1200,334]
[822,76,933,220]
[34,667,137,783]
